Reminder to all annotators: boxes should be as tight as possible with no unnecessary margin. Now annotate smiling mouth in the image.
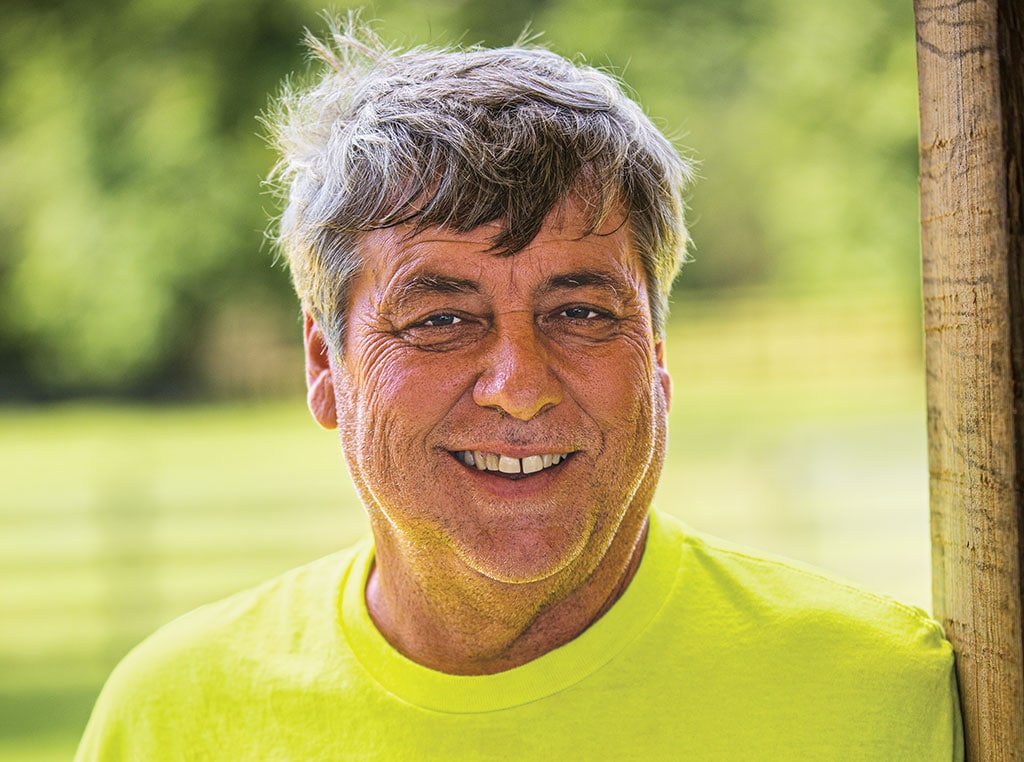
[450,450,574,476]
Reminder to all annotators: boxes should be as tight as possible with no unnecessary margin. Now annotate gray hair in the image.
[266,17,694,352]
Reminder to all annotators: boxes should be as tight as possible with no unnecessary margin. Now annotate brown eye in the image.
[422,313,462,327]
[561,306,600,320]
[540,305,619,344]
[400,312,486,351]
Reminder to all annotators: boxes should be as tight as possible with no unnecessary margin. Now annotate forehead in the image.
[355,206,645,300]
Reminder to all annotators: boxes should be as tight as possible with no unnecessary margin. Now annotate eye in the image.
[539,304,619,343]
[398,311,485,351]
[560,306,601,320]
[422,313,462,327]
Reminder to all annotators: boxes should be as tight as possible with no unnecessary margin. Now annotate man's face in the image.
[309,202,672,586]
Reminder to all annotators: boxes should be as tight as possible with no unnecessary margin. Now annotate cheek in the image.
[560,336,657,423]
[561,337,663,497]
[334,342,468,481]
[345,339,436,423]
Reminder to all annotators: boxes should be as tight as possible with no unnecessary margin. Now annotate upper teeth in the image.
[456,451,568,474]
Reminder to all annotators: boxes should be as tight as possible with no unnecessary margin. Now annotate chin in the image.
[450,525,595,585]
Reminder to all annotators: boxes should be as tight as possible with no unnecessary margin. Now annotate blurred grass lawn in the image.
[0,287,931,760]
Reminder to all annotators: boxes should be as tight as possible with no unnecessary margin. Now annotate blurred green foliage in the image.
[0,0,920,398]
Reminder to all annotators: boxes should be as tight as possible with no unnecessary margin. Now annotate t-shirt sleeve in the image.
[73,650,172,762]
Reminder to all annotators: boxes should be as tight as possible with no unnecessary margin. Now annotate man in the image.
[77,19,963,760]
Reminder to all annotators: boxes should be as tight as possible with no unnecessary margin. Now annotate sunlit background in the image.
[0,1,927,759]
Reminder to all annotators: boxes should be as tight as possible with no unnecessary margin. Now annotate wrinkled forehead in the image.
[353,207,649,312]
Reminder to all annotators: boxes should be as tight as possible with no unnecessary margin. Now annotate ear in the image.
[304,312,338,430]
[655,341,672,412]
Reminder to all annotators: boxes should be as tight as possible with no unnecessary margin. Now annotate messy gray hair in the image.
[266,17,694,352]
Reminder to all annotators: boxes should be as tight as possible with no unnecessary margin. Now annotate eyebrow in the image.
[387,273,482,311]
[541,270,626,296]
[385,268,628,311]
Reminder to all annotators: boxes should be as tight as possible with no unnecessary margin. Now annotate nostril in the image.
[472,362,562,421]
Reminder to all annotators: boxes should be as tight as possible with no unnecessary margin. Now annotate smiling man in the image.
[76,18,962,761]
[310,208,665,676]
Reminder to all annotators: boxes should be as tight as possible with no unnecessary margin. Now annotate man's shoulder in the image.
[656,513,951,661]
[74,543,369,759]
[644,514,962,758]
[104,542,364,696]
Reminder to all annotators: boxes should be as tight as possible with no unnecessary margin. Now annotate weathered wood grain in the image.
[916,0,1024,757]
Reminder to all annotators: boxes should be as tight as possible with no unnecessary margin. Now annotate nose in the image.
[473,314,563,420]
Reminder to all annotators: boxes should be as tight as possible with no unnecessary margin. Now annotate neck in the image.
[364,512,650,675]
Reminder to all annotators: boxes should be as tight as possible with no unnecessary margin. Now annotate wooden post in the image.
[916,0,1024,758]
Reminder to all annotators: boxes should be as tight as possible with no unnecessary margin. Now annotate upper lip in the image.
[448,445,575,458]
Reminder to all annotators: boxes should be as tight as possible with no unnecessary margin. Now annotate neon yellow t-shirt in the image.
[75,511,963,760]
